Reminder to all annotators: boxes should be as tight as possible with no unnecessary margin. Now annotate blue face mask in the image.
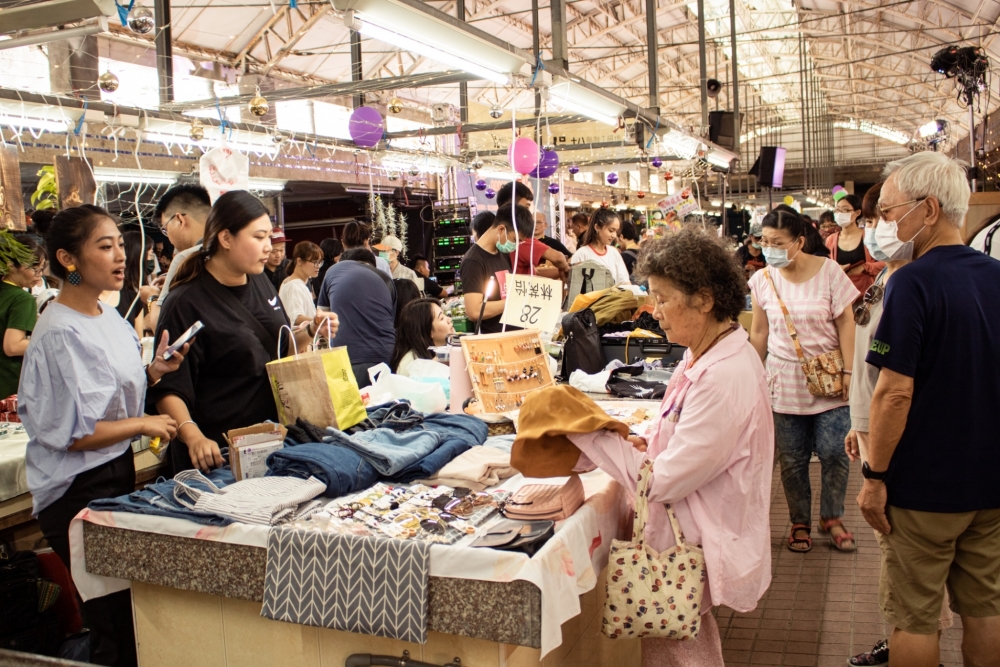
[751,242,762,250]
[496,230,517,253]
[378,251,390,261]
[763,246,793,268]
[864,226,891,262]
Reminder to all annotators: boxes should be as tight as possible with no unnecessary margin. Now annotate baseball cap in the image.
[270,228,288,244]
[374,235,403,252]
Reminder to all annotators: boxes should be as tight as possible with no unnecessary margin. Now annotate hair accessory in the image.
[66,264,82,286]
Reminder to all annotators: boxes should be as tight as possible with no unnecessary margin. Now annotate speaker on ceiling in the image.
[748,146,787,189]
[708,111,743,152]
[706,79,722,98]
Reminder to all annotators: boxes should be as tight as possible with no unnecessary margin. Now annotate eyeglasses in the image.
[853,282,885,326]
[758,237,799,249]
[159,212,180,236]
[311,260,324,267]
[876,198,925,219]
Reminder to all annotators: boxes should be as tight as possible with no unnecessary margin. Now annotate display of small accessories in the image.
[0,395,19,423]
[461,330,556,414]
[298,482,510,545]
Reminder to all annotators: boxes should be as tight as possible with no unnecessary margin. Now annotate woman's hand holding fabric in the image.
[187,434,225,472]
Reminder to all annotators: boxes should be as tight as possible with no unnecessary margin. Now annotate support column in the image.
[549,0,569,70]
[697,0,709,128]
[457,0,468,123]
[351,31,363,109]
[154,0,173,105]
[798,33,808,194]
[728,0,739,157]
[532,0,541,117]
[646,0,659,114]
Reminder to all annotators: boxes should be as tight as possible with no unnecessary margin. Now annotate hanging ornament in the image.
[388,172,400,182]
[568,164,580,175]
[664,171,674,181]
[529,149,559,179]
[271,130,286,145]
[475,179,488,191]
[349,106,385,148]
[601,201,609,208]
[98,71,119,93]
[548,183,560,195]
[409,166,420,177]
[606,172,619,185]
[248,87,269,117]
[388,97,403,114]
[508,137,540,175]
[637,191,645,199]
[472,156,484,170]
[783,195,795,206]
[543,144,555,152]
[188,119,205,142]
[489,104,504,119]
[485,188,496,199]
[651,156,663,169]
[127,4,155,34]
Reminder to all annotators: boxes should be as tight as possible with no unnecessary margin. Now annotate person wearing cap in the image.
[374,235,419,284]
[735,223,767,278]
[264,228,288,290]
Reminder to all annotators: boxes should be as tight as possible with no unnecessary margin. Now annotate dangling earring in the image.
[66,265,82,286]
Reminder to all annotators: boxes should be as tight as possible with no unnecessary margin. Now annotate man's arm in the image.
[463,292,505,323]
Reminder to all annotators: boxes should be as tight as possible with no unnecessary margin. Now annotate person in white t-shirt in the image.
[279,241,323,326]
[969,214,1000,259]
[569,208,631,285]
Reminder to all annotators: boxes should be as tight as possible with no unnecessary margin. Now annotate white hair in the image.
[882,152,970,226]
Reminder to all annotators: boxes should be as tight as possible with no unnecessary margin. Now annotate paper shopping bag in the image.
[266,346,367,431]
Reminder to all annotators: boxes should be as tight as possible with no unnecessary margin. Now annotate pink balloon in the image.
[508,137,540,175]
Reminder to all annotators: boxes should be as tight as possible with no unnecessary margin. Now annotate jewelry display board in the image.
[461,329,555,414]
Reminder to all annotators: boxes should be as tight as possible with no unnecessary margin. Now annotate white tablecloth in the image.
[70,469,631,657]
[0,428,30,503]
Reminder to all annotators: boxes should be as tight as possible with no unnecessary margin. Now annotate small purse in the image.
[471,519,555,556]
[502,474,585,521]
[763,269,845,398]
[602,459,706,640]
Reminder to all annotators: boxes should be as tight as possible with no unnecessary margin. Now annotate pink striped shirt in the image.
[749,260,858,415]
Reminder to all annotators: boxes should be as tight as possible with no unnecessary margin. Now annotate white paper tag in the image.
[500,274,563,333]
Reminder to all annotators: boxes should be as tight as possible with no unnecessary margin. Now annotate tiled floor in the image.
[715,459,965,667]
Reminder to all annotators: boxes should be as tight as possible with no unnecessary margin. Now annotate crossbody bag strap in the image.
[199,272,280,362]
[632,459,654,545]
[762,268,807,365]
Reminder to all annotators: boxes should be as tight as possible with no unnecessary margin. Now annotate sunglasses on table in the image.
[853,282,885,326]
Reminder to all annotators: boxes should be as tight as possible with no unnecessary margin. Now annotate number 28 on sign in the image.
[500,274,563,333]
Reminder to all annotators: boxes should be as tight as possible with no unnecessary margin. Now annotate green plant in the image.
[0,231,36,277]
[30,166,58,211]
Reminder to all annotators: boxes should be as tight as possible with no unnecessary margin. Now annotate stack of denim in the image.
[266,441,379,498]
[88,467,236,526]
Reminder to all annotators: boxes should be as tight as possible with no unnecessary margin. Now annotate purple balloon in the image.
[568,164,580,175]
[606,172,619,185]
[349,106,384,149]
[475,179,488,191]
[548,183,560,194]
[651,156,663,168]
[485,188,496,200]
[529,149,560,179]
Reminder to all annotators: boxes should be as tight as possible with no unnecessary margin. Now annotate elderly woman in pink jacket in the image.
[571,229,774,665]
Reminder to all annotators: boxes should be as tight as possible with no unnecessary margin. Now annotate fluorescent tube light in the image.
[0,114,68,133]
[706,151,734,169]
[0,17,107,51]
[347,12,510,84]
[547,80,624,127]
[249,178,287,191]
[345,186,396,195]
[660,129,702,160]
[710,199,722,207]
[94,168,178,185]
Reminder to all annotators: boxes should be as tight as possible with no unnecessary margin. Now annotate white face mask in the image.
[834,212,855,228]
[864,225,891,262]
[873,202,925,261]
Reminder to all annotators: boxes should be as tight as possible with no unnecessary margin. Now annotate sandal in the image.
[787,523,812,553]
[821,518,857,552]
[848,638,889,665]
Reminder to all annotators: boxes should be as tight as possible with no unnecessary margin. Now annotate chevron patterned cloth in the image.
[261,525,430,643]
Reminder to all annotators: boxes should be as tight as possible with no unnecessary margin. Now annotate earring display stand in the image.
[461,329,555,414]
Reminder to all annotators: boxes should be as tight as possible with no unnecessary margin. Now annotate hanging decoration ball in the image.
[664,171,674,181]
[548,183,560,195]
[408,166,420,177]
[489,104,504,119]
[472,159,484,170]
[529,149,559,179]
[601,201,609,208]
[485,188,497,200]
[606,172,619,185]
[475,179,488,191]
[508,137,540,175]
[543,144,555,153]
[127,4,155,34]
[568,164,580,175]
[189,120,205,142]
[349,106,385,149]
[783,195,795,206]
[248,93,269,117]
[271,130,286,145]
[388,172,400,182]
[388,97,403,114]
[637,191,645,199]
[651,156,663,168]
[98,71,119,93]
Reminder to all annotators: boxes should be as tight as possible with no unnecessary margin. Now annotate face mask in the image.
[873,203,924,261]
[834,212,855,228]
[496,230,517,254]
[763,246,795,269]
[378,252,390,261]
[144,260,156,275]
[864,226,891,262]
[751,242,762,250]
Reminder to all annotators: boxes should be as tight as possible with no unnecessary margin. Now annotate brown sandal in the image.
[787,523,812,553]
[820,518,856,552]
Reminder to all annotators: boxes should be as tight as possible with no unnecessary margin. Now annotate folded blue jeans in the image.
[266,440,378,496]
[324,427,446,476]
[347,400,425,434]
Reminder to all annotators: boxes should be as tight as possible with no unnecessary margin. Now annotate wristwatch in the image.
[861,461,888,481]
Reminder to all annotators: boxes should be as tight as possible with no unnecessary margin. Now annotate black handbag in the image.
[606,365,668,399]
[561,309,605,378]
[471,519,555,557]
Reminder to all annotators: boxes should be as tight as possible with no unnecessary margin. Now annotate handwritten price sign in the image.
[500,274,563,333]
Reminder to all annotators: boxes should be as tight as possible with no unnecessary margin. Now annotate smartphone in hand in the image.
[163,321,204,360]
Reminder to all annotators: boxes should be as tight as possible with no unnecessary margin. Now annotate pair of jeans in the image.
[88,467,237,526]
[773,406,851,526]
[266,440,379,496]
[385,412,490,483]
[35,448,137,667]
[323,426,446,476]
[347,400,425,434]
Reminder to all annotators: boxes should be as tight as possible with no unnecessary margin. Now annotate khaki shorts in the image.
[878,505,1000,634]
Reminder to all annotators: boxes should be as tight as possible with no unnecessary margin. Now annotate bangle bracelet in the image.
[177,420,196,441]
[842,370,853,375]
[145,365,161,387]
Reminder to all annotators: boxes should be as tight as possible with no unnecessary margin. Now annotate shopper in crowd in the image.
[316,238,343,289]
[461,204,530,334]
[859,152,1000,667]
[263,227,288,290]
[818,210,838,240]
[570,209,631,285]
[152,184,212,316]
[319,247,394,384]
[566,229,772,666]
[735,223,767,278]
[618,218,641,275]
[390,297,454,377]
[827,193,884,296]
[775,204,831,257]
[469,210,495,242]
[496,180,533,208]
[150,191,334,474]
[533,211,572,257]
[410,255,446,298]
[21,204,192,667]
[342,220,392,277]
[29,209,55,239]
[568,212,589,253]
[968,209,1000,259]
[117,231,159,337]
[279,241,324,326]
[393,278,421,328]
[375,234,419,284]
[0,234,44,400]
[512,211,570,281]
[749,208,858,553]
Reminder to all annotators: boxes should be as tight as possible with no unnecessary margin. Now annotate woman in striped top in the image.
[749,209,860,553]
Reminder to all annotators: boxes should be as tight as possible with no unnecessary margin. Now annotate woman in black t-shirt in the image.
[148,191,339,473]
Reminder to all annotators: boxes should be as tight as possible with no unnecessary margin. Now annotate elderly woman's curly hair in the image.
[635,227,747,322]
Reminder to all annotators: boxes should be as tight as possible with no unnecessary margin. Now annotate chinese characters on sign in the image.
[500,274,563,333]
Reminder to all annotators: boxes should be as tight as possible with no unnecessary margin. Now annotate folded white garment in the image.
[569,368,612,394]
[414,446,516,491]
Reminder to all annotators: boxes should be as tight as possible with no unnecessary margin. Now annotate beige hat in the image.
[374,235,402,252]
